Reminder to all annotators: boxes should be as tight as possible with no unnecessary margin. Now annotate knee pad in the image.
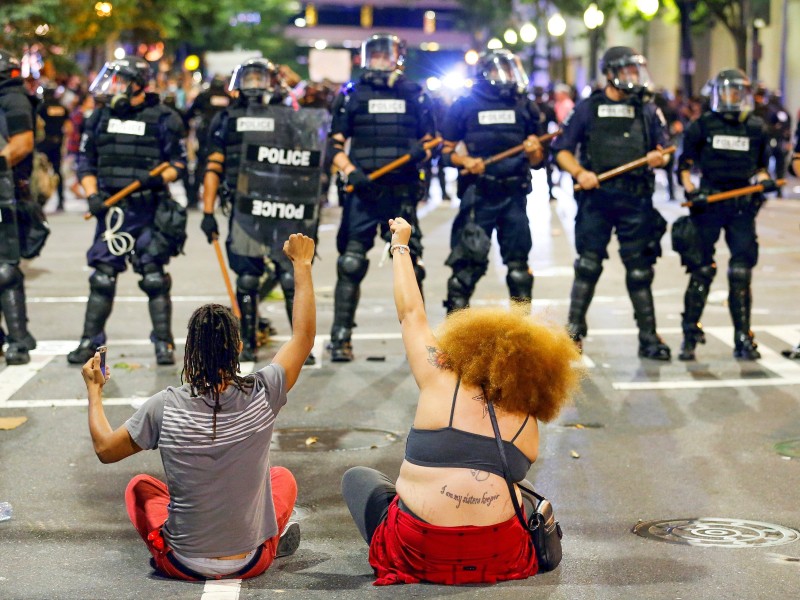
[506,261,533,297]
[728,263,752,286]
[337,252,369,284]
[447,274,472,298]
[89,268,117,297]
[138,270,172,297]
[0,263,22,290]
[236,273,261,295]
[626,266,654,291]
[574,253,603,283]
[692,264,717,287]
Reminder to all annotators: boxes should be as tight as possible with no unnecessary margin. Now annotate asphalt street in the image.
[1,169,799,599]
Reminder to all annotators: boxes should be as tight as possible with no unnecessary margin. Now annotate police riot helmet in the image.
[0,48,22,82]
[360,33,406,86]
[600,46,651,96]
[474,49,529,99]
[228,58,281,102]
[89,56,152,111]
[709,68,753,121]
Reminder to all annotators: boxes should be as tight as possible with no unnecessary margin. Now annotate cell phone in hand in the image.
[97,346,107,377]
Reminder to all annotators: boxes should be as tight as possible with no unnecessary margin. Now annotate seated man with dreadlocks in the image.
[80,233,316,581]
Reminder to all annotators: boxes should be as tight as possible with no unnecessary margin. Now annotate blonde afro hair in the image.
[435,304,583,422]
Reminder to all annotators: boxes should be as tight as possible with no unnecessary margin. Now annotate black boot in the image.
[67,338,97,364]
[566,254,603,352]
[0,275,36,365]
[628,267,671,361]
[728,265,760,360]
[329,326,353,362]
[782,342,800,359]
[506,261,533,311]
[329,251,366,362]
[444,274,472,315]
[69,268,116,364]
[238,290,258,362]
[679,265,715,361]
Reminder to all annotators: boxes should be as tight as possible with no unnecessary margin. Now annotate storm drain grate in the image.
[632,518,800,548]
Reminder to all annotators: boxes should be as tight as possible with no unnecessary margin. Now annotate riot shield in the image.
[234,104,329,257]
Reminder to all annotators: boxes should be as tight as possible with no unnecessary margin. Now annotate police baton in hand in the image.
[458,130,562,176]
[82,162,171,220]
[344,137,442,193]
[680,179,786,207]
[573,146,677,192]
[211,237,241,319]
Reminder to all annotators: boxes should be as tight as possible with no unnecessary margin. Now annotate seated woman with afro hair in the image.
[342,216,583,586]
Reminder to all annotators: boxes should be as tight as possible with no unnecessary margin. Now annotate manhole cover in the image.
[775,439,800,458]
[271,427,399,452]
[633,518,800,548]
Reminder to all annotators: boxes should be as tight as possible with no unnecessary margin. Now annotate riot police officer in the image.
[35,85,68,210]
[201,58,316,363]
[327,33,435,362]
[551,46,672,360]
[0,48,38,365]
[67,55,187,366]
[186,76,230,209]
[440,49,543,313]
[677,69,773,361]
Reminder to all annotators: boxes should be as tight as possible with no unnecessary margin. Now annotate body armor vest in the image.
[348,78,422,181]
[585,94,648,175]
[39,99,68,138]
[697,112,762,189]
[461,92,531,180]
[94,96,168,191]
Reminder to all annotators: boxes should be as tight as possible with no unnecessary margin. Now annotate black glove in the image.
[759,178,779,194]
[686,189,708,207]
[347,168,373,196]
[87,192,110,217]
[200,213,219,244]
[408,141,428,163]
[140,173,165,190]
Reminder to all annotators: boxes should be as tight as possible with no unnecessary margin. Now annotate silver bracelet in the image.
[389,244,410,256]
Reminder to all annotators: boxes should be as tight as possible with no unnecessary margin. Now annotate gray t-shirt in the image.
[125,364,287,558]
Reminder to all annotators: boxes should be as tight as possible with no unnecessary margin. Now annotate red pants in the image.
[125,466,297,581]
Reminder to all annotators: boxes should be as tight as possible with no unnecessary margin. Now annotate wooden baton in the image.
[681,179,787,207]
[344,137,443,193]
[573,146,677,192]
[83,162,171,220]
[458,130,562,176]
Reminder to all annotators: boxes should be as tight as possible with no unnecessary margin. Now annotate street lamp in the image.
[487,38,503,50]
[464,49,480,65]
[636,0,659,19]
[547,13,566,38]
[584,4,604,84]
[520,23,537,44]
[504,29,518,45]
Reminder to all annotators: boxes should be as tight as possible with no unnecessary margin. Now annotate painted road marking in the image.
[3,326,799,404]
[200,578,241,600]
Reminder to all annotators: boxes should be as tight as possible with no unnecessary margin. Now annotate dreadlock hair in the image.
[181,304,254,440]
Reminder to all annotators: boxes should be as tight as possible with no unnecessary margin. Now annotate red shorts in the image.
[369,497,537,585]
[125,466,297,581]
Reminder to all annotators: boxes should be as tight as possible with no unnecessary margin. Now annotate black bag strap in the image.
[486,398,536,532]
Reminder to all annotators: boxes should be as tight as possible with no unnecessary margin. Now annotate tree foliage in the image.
[0,0,294,67]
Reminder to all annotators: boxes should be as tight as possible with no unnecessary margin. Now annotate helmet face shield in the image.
[711,78,753,115]
[605,54,651,95]
[229,60,280,100]
[89,64,138,100]
[476,50,528,97]
[361,35,404,73]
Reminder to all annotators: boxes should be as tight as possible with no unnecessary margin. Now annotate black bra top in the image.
[404,378,532,482]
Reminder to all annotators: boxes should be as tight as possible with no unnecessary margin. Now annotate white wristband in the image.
[389,244,410,256]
